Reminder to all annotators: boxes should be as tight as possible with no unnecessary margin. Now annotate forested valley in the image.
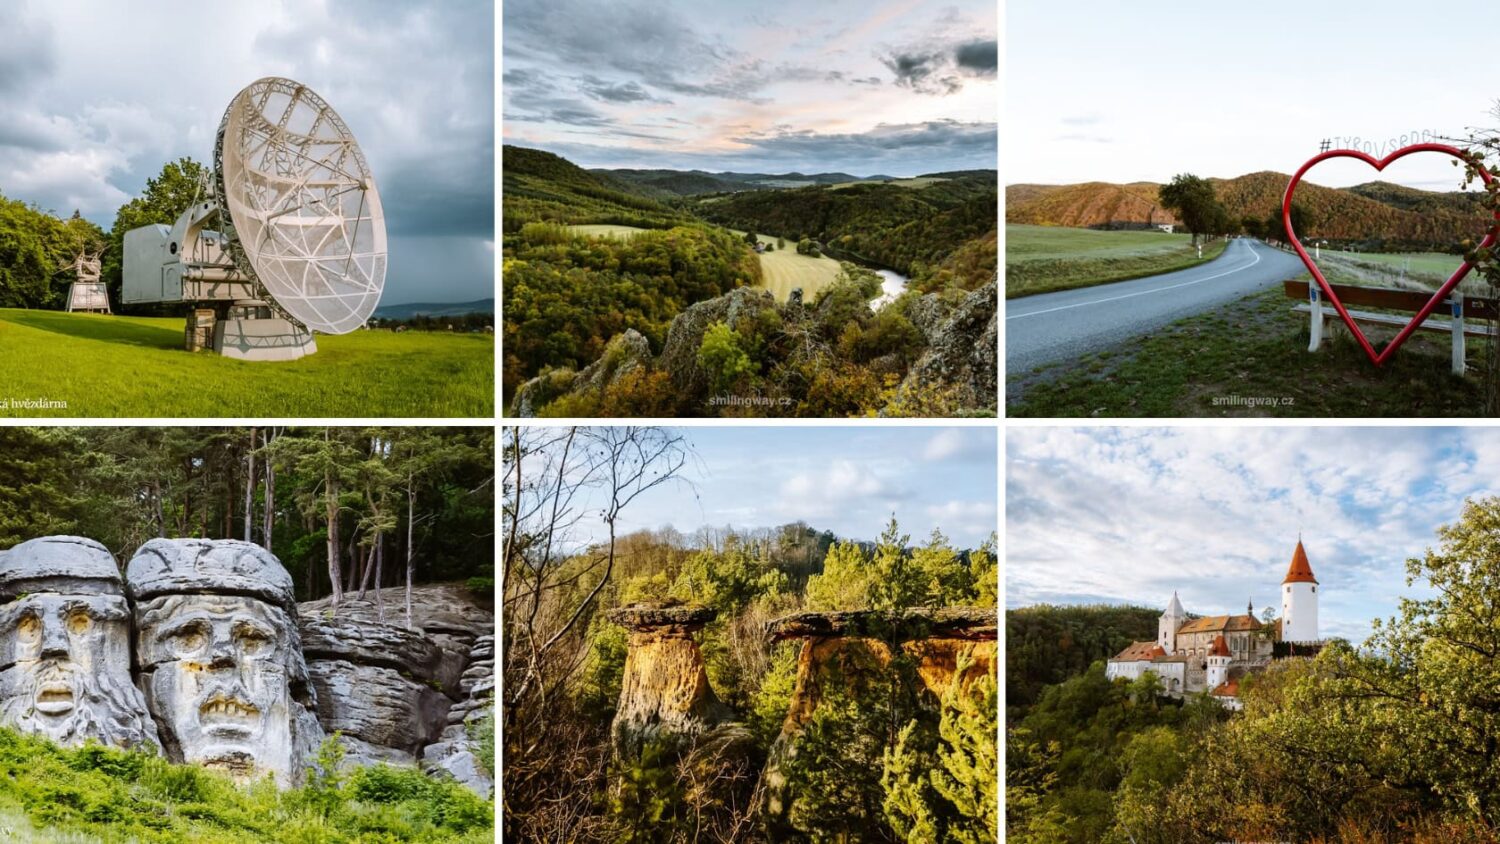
[502,427,998,842]
[1008,497,1500,844]
[0,426,494,610]
[501,146,998,417]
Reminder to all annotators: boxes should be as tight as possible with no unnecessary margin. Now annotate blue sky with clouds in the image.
[578,426,998,550]
[1006,427,1500,644]
[0,0,493,306]
[503,0,997,176]
[1008,0,1500,190]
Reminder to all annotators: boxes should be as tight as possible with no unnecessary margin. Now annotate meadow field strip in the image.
[730,230,845,302]
[1316,250,1490,293]
[0,310,493,417]
[564,224,650,238]
[1005,224,1227,297]
[828,177,949,190]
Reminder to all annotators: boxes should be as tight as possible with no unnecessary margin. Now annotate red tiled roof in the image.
[1210,679,1240,697]
[1111,640,1160,661]
[1177,614,1260,634]
[1284,540,1318,584]
[1208,634,1230,657]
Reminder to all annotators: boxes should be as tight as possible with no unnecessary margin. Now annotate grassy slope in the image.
[1005,224,1229,298]
[729,230,843,302]
[0,727,491,843]
[1007,283,1482,417]
[0,310,492,417]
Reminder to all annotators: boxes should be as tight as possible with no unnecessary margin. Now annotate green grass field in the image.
[1316,249,1488,293]
[1006,224,1227,298]
[565,224,650,238]
[729,230,844,302]
[1008,284,1481,417]
[0,310,493,418]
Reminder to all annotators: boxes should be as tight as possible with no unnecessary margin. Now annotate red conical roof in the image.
[1283,540,1318,584]
[1208,634,1230,657]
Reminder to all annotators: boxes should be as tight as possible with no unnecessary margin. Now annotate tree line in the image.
[0,193,105,309]
[0,427,494,622]
[502,427,998,842]
[1008,496,1500,843]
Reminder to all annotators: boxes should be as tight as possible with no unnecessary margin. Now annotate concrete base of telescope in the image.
[213,317,317,361]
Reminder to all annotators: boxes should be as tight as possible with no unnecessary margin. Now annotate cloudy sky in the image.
[560,426,997,550]
[503,0,997,176]
[1009,0,1500,190]
[1007,427,1500,643]
[0,0,492,306]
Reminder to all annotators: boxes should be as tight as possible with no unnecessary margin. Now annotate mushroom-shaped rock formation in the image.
[605,604,741,760]
[759,607,998,825]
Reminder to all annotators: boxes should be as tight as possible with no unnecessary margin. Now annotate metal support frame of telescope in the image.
[121,194,316,361]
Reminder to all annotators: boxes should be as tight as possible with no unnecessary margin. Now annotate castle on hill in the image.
[1105,539,1322,710]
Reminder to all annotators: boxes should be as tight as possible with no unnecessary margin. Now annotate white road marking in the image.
[1006,242,1266,320]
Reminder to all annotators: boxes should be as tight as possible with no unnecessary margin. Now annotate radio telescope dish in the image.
[216,77,386,335]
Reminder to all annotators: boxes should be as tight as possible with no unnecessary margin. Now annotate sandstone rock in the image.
[606,604,736,760]
[0,537,159,752]
[300,616,450,689]
[305,659,449,754]
[127,538,296,611]
[128,539,321,788]
[423,733,493,799]
[297,586,493,793]
[764,607,998,642]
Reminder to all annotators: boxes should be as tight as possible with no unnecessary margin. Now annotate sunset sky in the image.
[503,0,998,176]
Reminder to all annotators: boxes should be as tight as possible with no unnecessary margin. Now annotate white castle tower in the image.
[1280,539,1319,643]
[1159,590,1185,654]
[1206,634,1231,689]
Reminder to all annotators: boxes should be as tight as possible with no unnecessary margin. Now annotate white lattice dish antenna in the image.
[215,77,386,335]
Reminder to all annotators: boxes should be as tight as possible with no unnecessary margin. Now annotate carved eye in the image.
[16,614,40,644]
[67,612,91,635]
[236,627,272,658]
[168,623,208,657]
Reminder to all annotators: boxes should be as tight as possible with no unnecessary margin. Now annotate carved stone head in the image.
[0,537,159,750]
[126,539,322,786]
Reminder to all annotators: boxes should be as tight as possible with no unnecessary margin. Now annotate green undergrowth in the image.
[0,728,492,843]
[1008,282,1485,417]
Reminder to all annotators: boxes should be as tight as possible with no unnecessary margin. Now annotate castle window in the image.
[1312,586,1317,593]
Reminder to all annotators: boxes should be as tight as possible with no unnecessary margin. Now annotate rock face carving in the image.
[0,537,159,750]
[127,538,323,787]
[298,583,494,796]
[606,604,738,760]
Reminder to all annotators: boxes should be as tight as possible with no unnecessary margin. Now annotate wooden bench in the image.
[1283,279,1498,374]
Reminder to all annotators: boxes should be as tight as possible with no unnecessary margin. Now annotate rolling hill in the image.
[696,172,998,293]
[1008,172,1495,249]
[595,167,891,196]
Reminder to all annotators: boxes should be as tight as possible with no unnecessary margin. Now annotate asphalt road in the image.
[1006,238,1307,383]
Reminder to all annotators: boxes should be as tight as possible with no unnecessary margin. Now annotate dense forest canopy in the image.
[696,174,999,294]
[501,145,998,416]
[502,426,997,841]
[0,427,494,609]
[1008,497,1500,843]
[0,192,106,309]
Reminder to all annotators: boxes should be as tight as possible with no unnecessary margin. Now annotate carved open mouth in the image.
[35,682,74,715]
[198,693,260,736]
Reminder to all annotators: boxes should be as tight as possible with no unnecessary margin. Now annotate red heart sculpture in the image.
[1282,142,1500,366]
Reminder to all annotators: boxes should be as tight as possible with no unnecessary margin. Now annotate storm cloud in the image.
[0,0,493,305]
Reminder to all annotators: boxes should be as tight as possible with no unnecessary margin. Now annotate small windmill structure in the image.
[63,245,111,313]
